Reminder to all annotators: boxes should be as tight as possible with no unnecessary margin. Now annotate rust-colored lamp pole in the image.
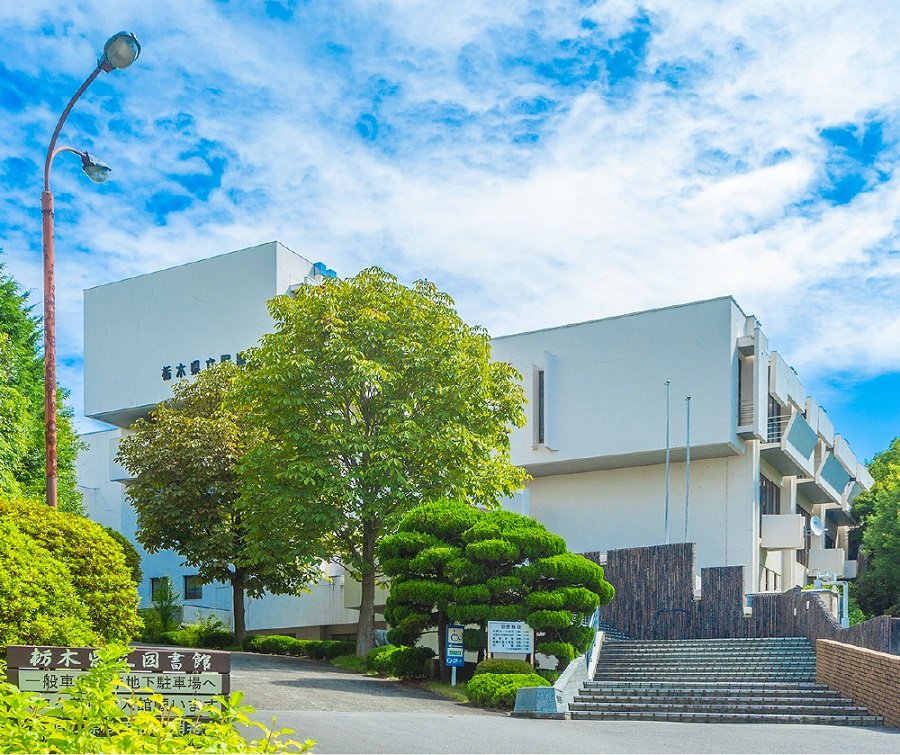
[42,32,141,508]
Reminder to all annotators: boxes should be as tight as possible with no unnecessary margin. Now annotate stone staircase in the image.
[571,636,883,726]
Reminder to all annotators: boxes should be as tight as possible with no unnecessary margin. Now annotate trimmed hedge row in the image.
[363,645,435,679]
[473,658,534,676]
[466,673,550,709]
[242,634,355,660]
[159,628,235,649]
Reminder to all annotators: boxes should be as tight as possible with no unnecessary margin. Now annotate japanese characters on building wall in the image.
[161,350,248,381]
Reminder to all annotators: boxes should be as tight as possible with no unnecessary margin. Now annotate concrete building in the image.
[77,243,871,636]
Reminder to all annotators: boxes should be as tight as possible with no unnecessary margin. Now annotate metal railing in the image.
[767,414,790,443]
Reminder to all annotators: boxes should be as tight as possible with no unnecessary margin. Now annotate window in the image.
[183,575,203,601]
[537,369,545,445]
[797,509,811,567]
[759,474,780,529]
[763,567,780,592]
[150,576,171,602]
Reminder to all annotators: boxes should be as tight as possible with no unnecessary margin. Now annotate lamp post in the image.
[42,31,141,508]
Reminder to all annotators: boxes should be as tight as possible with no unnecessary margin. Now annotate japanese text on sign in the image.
[487,621,534,654]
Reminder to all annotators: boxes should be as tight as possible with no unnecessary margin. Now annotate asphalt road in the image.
[232,652,900,754]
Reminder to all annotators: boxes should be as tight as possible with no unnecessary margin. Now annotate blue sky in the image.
[1,0,898,462]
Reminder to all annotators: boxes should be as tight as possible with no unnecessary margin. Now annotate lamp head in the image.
[81,152,111,184]
[99,32,141,72]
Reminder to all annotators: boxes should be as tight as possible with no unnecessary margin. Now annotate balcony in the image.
[761,514,805,549]
[761,410,817,477]
[807,548,846,578]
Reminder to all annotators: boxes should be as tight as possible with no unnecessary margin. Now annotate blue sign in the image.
[446,624,465,668]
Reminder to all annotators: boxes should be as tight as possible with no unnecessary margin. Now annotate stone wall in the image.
[817,639,900,728]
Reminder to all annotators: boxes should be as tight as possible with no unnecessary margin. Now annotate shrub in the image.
[255,635,300,655]
[389,646,435,679]
[473,658,534,676]
[0,519,97,647]
[463,628,486,652]
[0,497,141,642]
[242,634,265,652]
[366,645,399,674]
[103,526,143,585]
[536,669,561,684]
[0,645,312,753]
[536,641,576,668]
[466,672,549,709]
[301,640,355,660]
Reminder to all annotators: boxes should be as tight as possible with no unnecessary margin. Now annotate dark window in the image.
[150,577,171,602]
[537,369,545,445]
[759,474,781,530]
[825,532,835,550]
[183,575,203,601]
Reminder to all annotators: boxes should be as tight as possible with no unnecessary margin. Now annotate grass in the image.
[419,679,470,704]
[330,654,369,673]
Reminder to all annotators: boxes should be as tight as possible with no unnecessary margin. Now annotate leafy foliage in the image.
[473,659,534,676]
[465,672,549,709]
[234,267,528,654]
[0,645,312,753]
[116,361,322,642]
[241,635,355,659]
[853,438,900,616]
[0,518,97,647]
[380,499,614,671]
[0,258,83,512]
[103,526,143,586]
[0,496,140,642]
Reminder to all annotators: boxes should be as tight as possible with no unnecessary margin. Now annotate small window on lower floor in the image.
[183,575,203,601]
[150,576,171,602]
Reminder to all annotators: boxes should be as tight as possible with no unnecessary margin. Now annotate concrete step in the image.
[570,700,870,715]
[584,679,826,690]
[575,691,847,703]
[604,639,811,648]
[569,710,883,726]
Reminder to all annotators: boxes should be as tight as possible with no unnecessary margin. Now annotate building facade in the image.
[77,243,871,637]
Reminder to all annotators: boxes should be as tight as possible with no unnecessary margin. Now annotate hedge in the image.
[472,658,534,676]
[364,644,434,678]
[241,634,355,659]
[466,673,550,709]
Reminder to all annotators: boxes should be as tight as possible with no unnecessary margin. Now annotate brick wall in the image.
[817,639,900,728]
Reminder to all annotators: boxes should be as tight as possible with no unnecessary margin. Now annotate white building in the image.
[77,242,871,637]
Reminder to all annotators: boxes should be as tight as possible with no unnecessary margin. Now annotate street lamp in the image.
[42,31,141,509]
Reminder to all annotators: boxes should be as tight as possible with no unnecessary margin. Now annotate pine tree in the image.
[0,255,83,512]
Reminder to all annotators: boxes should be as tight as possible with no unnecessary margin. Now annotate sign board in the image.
[445,624,465,668]
[5,645,230,714]
[487,621,534,654]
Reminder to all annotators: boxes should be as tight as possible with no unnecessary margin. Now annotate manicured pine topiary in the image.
[379,498,615,673]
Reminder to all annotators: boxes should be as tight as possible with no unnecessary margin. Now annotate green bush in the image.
[300,640,355,659]
[103,526,143,586]
[463,628,486,652]
[536,668,561,684]
[0,497,141,642]
[527,609,573,630]
[472,658,534,676]
[0,519,97,647]
[466,672,549,709]
[0,645,312,753]
[366,645,399,674]
[255,635,300,655]
[389,646,435,679]
[536,641,576,668]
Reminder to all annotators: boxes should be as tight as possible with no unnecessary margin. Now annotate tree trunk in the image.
[232,569,247,645]
[355,525,378,656]
[437,615,447,682]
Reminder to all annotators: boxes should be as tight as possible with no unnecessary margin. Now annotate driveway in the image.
[231,653,900,754]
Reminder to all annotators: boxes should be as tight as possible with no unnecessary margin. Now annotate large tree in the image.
[234,268,529,654]
[852,437,900,616]
[379,499,615,676]
[116,361,322,642]
[0,256,82,512]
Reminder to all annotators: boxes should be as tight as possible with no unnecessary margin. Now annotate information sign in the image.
[487,621,534,654]
[5,645,230,716]
[445,624,465,668]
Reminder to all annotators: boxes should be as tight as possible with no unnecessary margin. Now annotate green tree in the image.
[853,437,900,616]
[379,499,615,675]
[234,268,529,654]
[116,362,322,643]
[0,256,83,512]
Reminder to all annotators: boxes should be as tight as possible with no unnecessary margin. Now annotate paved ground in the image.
[232,653,900,754]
